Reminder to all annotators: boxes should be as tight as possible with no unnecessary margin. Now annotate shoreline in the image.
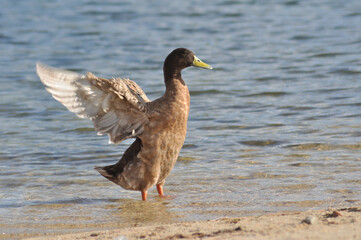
[24,204,361,240]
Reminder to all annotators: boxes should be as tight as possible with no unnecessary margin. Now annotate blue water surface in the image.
[0,0,360,237]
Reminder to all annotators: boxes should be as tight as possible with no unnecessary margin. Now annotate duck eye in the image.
[197,59,201,62]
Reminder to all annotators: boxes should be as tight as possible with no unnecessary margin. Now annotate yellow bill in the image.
[193,56,213,69]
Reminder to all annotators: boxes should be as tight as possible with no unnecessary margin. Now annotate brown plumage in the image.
[36,48,212,200]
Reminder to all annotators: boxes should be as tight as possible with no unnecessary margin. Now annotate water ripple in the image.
[1,0,361,236]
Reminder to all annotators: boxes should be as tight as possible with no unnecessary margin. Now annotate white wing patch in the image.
[36,62,150,144]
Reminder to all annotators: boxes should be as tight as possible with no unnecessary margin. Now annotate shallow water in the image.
[1,0,361,238]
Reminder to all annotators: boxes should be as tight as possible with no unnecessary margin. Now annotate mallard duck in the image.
[36,48,212,201]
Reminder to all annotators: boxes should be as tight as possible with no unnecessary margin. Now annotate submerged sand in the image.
[25,205,361,240]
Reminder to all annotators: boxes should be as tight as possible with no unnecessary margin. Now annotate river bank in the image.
[25,204,361,240]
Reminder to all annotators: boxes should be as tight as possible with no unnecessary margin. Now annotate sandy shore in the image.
[24,205,361,240]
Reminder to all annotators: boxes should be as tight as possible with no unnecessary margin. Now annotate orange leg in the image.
[156,184,164,196]
[141,190,147,201]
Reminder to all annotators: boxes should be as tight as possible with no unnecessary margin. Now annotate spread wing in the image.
[36,62,150,144]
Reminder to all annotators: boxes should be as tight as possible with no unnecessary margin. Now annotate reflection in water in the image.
[115,199,177,224]
[1,198,177,238]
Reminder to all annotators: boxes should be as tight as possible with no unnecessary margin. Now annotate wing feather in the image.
[36,62,150,144]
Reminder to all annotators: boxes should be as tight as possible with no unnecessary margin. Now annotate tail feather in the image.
[94,166,114,179]
[94,165,123,184]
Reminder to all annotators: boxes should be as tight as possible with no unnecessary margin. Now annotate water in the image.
[1,0,361,238]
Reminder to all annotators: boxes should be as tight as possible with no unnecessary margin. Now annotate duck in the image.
[36,48,212,201]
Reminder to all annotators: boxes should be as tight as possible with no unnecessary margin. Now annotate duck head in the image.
[163,48,212,79]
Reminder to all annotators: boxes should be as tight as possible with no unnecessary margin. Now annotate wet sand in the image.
[25,204,361,240]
